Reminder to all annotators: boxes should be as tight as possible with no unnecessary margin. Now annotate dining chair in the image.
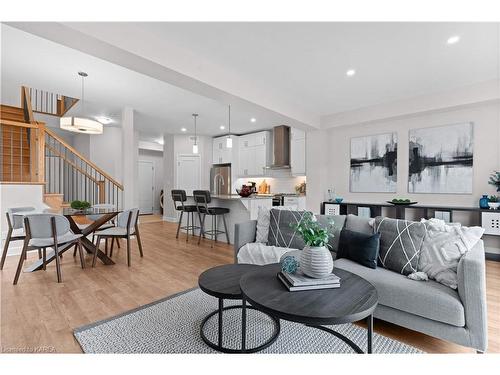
[13,214,85,285]
[1,207,37,271]
[93,208,143,267]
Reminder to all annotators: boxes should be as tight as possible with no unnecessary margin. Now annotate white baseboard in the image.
[163,216,177,222]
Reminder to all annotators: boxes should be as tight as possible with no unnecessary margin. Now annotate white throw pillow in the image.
[255,206,271,243]
[411,218,484,289]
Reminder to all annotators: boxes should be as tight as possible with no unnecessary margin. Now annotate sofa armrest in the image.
[234,220,257,263]
[457,239,488,352]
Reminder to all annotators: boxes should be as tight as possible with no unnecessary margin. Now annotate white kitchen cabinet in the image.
[290,128,306,176]
[213,136,238,164]
[237,131,271,177]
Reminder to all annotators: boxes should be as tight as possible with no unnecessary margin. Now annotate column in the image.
[121,107,139,209]
[162,133,176,221]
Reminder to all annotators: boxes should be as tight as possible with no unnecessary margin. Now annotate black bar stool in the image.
[193,190,230,246]
[171,189,200,242]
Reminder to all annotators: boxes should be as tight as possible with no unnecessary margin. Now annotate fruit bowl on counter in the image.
[236,186,254,197]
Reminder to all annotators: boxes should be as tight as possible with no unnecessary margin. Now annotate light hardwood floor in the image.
[1,220,499,353]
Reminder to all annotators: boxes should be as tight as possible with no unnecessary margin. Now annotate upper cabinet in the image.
[213,136,236,164]
[238,131,272,177]
[290,128,306,176]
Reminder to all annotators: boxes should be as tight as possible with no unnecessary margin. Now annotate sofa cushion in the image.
[237,242,291,265]
[374,217,427,276]
[345,214,373,235]
[337,229,380,269]
[316,214,346,253]
[333,258,465,327]
[267,209,309,249]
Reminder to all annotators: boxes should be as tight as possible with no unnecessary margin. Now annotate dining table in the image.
[14,207,122,273]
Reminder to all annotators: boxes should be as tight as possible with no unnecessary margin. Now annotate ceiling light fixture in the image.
[60,72,103,134]
[346,69,356,77]
[181,127,187,132]
[226,105,233,148]
[250,118,256,123]
[220,125,225,130]
[447,35,460,45]
[157,138,164,145]
[95,116,112,125]
[192,114,199,154]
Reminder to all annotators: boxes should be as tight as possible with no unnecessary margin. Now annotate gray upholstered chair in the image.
[92,208,143,267]
[1,207,37,270]
[14,214,85,284]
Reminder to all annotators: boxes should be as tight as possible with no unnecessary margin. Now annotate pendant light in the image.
[60,72,103,134]
[192,113,199,154]
[226,105,232,148]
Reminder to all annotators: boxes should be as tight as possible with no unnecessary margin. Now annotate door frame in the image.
[176,154,202,193]
[138,159,155,215]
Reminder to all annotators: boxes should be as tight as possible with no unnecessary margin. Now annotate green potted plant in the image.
[291,212,334,279]
[488,195,500,210]
[488,171,500,192]
[70,200,91,211]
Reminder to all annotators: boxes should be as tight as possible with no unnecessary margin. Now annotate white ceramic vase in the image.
[300,245,334,279]
[488,202,500,210]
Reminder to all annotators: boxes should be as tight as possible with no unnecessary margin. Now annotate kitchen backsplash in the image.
[234,176,306,194]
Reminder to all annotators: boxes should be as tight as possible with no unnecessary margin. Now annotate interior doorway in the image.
[138,160,155,215]
[176,154,201,196]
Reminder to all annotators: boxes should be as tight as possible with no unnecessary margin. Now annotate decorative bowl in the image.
[335,197,343,203]
[236,187,253,197]
[488,202,500,210]
[387,200,418,206]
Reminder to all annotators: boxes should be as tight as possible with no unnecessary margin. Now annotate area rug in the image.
[74,288,423,353]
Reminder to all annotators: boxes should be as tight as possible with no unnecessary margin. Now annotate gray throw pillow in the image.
[267,209,309,249]
[345,214,374,235]
[373,216,427,275]
[315,214,346,253]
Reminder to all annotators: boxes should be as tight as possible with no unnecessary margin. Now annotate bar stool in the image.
[171,189,200,241]
[193,190,230,246]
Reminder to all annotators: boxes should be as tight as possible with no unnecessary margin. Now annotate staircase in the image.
[1,87,123,209]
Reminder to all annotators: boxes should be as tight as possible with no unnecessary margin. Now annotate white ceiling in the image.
[2,22,499,139]
[62,22,499,119]
[1,24,294,139]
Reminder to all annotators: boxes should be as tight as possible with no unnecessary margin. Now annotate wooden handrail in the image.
[44,128,124,190]
[45,143,99,184]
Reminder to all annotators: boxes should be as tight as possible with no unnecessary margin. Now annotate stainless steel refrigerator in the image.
[210,164,231,195]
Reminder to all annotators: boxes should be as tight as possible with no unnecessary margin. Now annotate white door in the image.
[177,155,201,196]
[138,161,154,215]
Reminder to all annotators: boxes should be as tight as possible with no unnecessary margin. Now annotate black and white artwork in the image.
[408,122,473,194]
[350,133,397,193]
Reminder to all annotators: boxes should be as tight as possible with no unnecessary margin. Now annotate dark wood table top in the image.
[240,264,378,325]
[198,264,260,300]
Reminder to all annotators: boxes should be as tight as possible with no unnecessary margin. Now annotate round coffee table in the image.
[240,263,378,353]
[198,264,280,353]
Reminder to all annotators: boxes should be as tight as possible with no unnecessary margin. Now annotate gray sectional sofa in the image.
[234,213,488,352]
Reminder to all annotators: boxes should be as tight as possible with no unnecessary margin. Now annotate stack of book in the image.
[277,270,341,291]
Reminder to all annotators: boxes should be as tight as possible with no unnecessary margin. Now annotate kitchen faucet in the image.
[213,173,225,195]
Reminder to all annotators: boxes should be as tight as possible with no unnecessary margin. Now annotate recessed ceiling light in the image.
[346,69,356,77]
[447,35,460,45]
[250,118,256,123]
[95,116,112,125]
[220,125,225,130]
[157,139,164,145]
[181,127,187,132]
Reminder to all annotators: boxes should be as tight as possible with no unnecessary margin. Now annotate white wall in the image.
[307,100,500,253]
[138,149,164,214]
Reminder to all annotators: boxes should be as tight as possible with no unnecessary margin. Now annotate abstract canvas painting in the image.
[408,122,473,194]
[350,133,397,192]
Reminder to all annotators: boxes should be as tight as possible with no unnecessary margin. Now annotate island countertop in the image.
[211,194,274,200]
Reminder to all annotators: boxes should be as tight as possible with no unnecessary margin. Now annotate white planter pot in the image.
[488,202,500,210]
[300,245,333,279]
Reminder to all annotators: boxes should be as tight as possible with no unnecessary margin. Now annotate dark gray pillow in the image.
[374,216,427,275]
[337,229,380,269]
[267,209,310,249]
[315,214,346,253]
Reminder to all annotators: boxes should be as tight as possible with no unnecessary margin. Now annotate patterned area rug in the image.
[74,288,423,354]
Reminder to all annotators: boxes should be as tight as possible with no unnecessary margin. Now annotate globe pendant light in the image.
[60,72,103,134]
[192,113,199,154]
[226,105,232,148]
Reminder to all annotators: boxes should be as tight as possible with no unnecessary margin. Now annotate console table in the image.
[320,201,500,236]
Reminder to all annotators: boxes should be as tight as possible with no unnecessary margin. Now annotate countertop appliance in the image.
[211,164,231,195]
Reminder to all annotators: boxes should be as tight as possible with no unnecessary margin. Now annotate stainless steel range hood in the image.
[266,125,291,170]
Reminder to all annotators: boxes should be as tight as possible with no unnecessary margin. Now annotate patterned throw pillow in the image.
[267,209,310,249]
[373,217,427,275]
[255,206,271,243]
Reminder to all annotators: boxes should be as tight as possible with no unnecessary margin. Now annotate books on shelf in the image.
[278,270,341,292]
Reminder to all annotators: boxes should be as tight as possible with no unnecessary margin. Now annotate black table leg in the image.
[367,314,373,354]
[241,298,247,351]
[218,298,223,348]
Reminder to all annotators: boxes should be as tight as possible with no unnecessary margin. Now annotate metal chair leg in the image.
[126,237,131,267]
[135,225,144,257]
[186,210,190,242]
[198,214,206,245]
[176,211,184,239]
[110,237,115,257]
[42,247,47,270]
[222,214,230,244]
[37,248,42,259]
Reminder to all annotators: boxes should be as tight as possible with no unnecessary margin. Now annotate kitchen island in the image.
[182,194,272,244]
